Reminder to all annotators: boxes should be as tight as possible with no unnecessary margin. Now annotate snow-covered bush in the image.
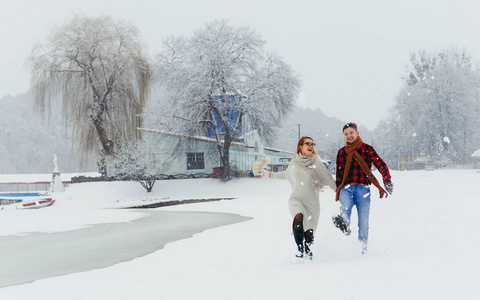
[113,142,156,192]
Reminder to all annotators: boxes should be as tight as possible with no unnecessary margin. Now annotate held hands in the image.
[252,157,271,177]
[384,180,394,194]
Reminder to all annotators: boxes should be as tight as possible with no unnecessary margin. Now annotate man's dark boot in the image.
[332,215,351,236]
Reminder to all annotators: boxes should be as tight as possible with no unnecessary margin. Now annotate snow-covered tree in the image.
[375,49,480,167]
[28,15,151,174]
[113,142,156,192]
[153,20,300,180]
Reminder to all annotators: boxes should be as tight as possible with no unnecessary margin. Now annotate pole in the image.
[296,124,301,140]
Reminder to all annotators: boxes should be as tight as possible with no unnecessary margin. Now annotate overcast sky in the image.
[1,0,480,130]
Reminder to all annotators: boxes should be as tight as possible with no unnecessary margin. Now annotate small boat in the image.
[16,197,55,209]
[0,196,55,210]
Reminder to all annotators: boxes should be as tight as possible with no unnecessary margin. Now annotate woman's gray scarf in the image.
[294,153,323,192]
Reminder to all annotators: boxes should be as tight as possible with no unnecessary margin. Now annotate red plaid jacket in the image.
[336,142,391,188]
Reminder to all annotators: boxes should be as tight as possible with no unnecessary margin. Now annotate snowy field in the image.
[0,169,479,299]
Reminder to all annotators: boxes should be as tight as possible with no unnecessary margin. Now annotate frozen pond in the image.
[0,210,250,288]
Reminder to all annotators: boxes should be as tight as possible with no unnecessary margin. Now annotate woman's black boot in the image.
[293,213,304,258]
[293,229,304,258]
[304,229,314,260]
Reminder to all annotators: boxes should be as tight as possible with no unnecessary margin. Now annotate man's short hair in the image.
[343,122,357,132]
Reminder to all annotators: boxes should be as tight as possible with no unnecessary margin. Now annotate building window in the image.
[187,153,204,170]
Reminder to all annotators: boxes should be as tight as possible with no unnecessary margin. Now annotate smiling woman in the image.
[298,137,317,157]
[253,135,337,260]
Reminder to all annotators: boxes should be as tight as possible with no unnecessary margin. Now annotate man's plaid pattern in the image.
[336,143,391,188]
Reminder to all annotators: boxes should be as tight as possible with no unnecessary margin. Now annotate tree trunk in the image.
[94,121,114,155]
[220,134,232,181]
[104,154,115,178]
[221,154,231,181]
[93,119,115,177]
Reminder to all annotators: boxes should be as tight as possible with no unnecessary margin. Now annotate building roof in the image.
[472,149,480,159]
[137,128,294,155]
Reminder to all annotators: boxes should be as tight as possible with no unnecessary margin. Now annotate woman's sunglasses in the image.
[303,142,316,146]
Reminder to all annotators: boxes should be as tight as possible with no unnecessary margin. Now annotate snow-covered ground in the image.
[0,169,479,299]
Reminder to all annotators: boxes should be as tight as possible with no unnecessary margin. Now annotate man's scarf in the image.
[335,136,388,201]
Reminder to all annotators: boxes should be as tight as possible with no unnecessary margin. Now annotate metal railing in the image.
[0,181,71,194]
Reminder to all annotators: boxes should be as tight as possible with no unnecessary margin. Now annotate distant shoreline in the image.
[122,197,236,208]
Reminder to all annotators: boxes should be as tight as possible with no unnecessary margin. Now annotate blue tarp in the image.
[0,193,40,197]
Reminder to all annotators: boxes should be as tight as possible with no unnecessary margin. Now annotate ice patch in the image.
[300,182,304,186]
[443,136,450,143]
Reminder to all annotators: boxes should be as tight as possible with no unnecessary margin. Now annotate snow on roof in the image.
[138,128,248,147]
[263,146,295,155]
[138,128,294,155]
[472,149,480,158]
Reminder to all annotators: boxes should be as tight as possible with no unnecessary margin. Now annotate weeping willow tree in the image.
[29,15,151,173]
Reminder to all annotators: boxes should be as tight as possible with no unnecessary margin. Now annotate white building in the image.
[138,128,294,177]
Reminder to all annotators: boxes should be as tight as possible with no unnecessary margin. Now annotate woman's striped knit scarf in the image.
[335,136,388,201]
[294,153,323,192]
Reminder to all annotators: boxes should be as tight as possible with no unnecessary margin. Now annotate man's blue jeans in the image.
[339,184,371,245]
